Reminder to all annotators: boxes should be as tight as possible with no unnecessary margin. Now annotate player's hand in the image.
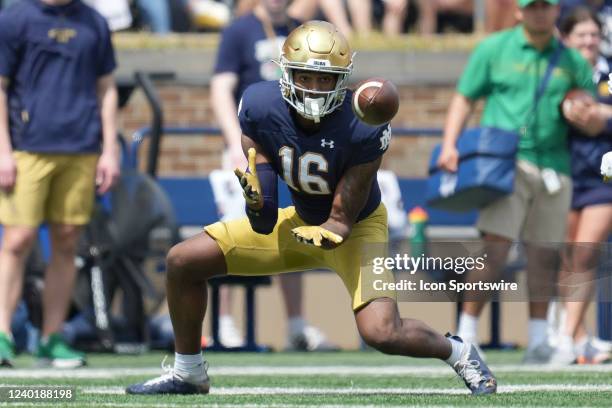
[234,148,263,210]
[608,73,612,95]
[96,150,120,194]
[291,226,344,248]
[601,151,612,181]
[437,144,459,173]
[0,151,17,193]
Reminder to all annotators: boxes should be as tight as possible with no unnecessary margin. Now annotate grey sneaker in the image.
[446,333,497,396]
[126,360,210,395]
[523,342,554,364]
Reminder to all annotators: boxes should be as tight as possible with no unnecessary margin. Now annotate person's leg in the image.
[347,0,372,34]
[458,234,512,344]
[0,226,37,335]
[218,286,243,347]
[41,224,82,337]
[417,0,438,34]
[166,233,228,354]
[137,0,171,34]
[354,298,496,394]
[382,0,408,36]
[564,205,612,341]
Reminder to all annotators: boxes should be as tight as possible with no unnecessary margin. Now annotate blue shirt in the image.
[0,0,116,153]
[569,56,612,189]
[213,13,299,102]
[238,81,391,225]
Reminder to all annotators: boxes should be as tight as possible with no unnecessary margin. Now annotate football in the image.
[561,88,595,109]
[352,78,400,126]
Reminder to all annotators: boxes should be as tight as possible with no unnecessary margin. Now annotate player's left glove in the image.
[291,226,343,247]
[601,151,612,182]
[234,148,263,209]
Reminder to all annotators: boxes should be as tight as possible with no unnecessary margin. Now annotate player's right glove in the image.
[291,226,344,247]
[234,148,263,209]
[601,151,612,182]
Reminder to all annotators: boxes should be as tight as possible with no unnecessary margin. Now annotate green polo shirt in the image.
[457,26,595,175]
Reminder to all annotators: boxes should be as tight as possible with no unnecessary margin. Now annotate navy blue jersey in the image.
[238,81,392,225]
[0,0,116,153]
[213,13,300,103]
[569,56,612,190]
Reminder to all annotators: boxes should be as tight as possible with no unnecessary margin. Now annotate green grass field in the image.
[1,350,611,407]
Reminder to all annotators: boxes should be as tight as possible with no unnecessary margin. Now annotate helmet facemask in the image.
[277,21,354,123]
[279,57,352,123]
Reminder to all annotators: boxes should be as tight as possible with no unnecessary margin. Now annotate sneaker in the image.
[576,338,611,365]
[523,342,553,364]
[126,360,210,395]
[36,333,86,368]
[446,333,497,396]
[590,336,612,353]
[0,332,15,368]
[548,335,576,366]
[219,318,244,348]
[286,326,340,352]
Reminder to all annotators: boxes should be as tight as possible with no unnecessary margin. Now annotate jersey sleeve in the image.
[457,39,493,100]
[349,123,392,166]
[237,84,263,142]
[0,12,22,78]
[96,19,117,76]
[214,23,242,75]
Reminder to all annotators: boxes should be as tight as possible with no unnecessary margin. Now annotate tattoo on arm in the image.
[329,157,382,227]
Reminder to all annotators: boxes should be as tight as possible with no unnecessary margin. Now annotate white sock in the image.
[174,352,205,383]
[528,319,548,349]
[457,313,479,342]
[288,317,306,337]
[220,315,236,330]
[445,337,466,366]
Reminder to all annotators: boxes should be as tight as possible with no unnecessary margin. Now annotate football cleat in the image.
[126,360,210,395]
[446,333,497,396]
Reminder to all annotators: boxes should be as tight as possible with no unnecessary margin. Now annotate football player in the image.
[126,21,496,396]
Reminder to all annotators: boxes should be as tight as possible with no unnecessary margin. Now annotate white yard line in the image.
[81,384,612,395]
[1,364,611,379]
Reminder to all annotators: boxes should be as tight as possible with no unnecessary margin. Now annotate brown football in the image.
[562,88,595,106]
[352,78,400,126]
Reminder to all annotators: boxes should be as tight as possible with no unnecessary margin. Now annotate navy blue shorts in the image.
[572,185,612,210]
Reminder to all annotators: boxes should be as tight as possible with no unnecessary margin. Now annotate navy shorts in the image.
[572,185,612,210]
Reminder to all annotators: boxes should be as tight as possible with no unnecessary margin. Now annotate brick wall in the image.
[122,84,482,177]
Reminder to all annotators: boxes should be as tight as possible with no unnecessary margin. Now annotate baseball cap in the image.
[518,0,559,7]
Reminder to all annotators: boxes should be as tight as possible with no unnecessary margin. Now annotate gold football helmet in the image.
[279,21,353,122]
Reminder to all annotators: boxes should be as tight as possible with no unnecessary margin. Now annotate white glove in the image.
[609,73,612,95]
[601,151,612,181]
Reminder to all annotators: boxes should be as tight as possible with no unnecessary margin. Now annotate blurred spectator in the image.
[136,0,171,33]
[347,0,409,36]
[417,0,473,35]
[438,0,597,363]
[188,0,232,31]
[552,6,612,365]
[0,0,119,368]
[485,0,519,32]
[560,1,612,56]
[83,0,133,31]
[236,0,353,38]
[210,0,338,351]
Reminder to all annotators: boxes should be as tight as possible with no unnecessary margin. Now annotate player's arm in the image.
[234,134,279,234]
[438,93,476,172]
[95,73,120,194]
[293,157,382,250]
[0,75,15,192]
[211,72,244,167]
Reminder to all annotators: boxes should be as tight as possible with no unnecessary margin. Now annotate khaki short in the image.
[0,151,98,227]
[477,160,572,243]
